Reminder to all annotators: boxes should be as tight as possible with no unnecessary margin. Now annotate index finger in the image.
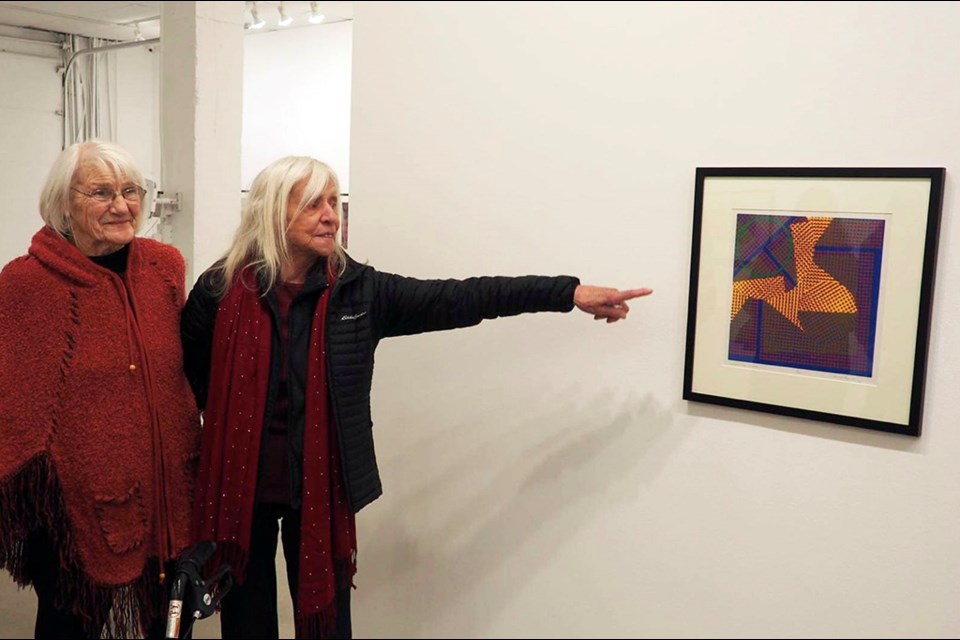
[614,288,653,302]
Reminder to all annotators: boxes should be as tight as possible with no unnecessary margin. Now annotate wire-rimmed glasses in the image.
[71,185,146,204]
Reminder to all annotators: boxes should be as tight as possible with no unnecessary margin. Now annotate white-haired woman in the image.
[0,140,201,639]
[181,155,652,639]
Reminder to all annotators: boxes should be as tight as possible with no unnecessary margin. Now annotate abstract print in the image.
[729,214,884,376]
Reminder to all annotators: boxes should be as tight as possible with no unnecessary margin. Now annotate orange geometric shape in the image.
[731,217,857,330]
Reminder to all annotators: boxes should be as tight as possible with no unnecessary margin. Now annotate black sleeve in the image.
[375,272,580,338]
[180,271,221,411]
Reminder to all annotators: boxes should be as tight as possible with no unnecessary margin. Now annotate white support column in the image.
[160,1,244,283]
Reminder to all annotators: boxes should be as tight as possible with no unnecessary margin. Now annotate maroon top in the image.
[257,282,302,505]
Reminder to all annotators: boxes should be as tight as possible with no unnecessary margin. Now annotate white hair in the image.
[39,140,146,237]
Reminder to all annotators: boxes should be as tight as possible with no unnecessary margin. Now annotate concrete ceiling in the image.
[0,1,353,42]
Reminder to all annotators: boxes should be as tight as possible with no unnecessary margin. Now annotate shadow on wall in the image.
[358,389,677,637]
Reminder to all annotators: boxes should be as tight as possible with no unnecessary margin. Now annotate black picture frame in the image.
[683,167,945,437]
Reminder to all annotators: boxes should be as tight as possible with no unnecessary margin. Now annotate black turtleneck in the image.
[88,243,130,276]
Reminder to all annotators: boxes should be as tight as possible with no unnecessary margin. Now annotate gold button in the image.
[129,364,136,371]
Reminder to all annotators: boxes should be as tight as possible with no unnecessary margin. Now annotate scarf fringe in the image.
[295,604,338,640]
[291,556,357,639]
[0,455,164,638]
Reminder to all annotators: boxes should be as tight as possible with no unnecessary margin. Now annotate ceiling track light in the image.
[309,1,325,24]
[247,1,265,30]
[278,1,293,27]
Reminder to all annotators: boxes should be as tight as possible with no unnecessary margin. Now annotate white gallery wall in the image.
[242,20,352,190]
[116,44,162,192]
[0,43,159,265]
[347,2,960,638]
[0,49,61,265]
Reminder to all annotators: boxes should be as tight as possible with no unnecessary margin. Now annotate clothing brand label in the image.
[340,312,367,321]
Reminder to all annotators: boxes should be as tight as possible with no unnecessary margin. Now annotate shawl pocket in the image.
[93,481,148,555]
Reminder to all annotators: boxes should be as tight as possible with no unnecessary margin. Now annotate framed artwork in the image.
[683,168,944,436]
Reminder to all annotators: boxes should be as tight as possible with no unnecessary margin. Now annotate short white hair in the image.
[39,140,146,237]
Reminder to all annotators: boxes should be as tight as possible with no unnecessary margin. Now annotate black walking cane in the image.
[165,540,233,639]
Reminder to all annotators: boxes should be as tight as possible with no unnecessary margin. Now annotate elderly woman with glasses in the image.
[0,140,200,639]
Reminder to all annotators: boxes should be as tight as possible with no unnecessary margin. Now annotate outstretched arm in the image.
[375,272,579,338]
[573,285,653,323]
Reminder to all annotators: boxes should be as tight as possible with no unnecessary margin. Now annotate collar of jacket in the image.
[336,253,366,290]
[256,253,368,296]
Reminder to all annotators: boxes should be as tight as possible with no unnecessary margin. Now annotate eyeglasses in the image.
[71,185,145,204]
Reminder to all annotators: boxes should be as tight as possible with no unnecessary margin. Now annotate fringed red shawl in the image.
[0,227,201,638]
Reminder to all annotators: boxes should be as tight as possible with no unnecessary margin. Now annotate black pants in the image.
[220,503,352,639]
[27,530,174,639]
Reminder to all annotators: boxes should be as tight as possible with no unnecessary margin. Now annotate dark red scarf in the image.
[193,270,356,638]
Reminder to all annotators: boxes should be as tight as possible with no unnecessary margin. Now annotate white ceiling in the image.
[0,1,352,42]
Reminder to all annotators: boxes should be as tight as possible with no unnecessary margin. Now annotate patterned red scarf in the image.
[192,270,357,638]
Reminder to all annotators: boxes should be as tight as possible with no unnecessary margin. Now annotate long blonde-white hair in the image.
[214,156,347,297]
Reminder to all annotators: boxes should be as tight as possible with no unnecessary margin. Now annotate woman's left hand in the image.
[573,285,653,323]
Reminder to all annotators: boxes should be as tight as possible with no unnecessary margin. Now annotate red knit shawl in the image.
[193,270,356,638]
[0,226,201,638]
